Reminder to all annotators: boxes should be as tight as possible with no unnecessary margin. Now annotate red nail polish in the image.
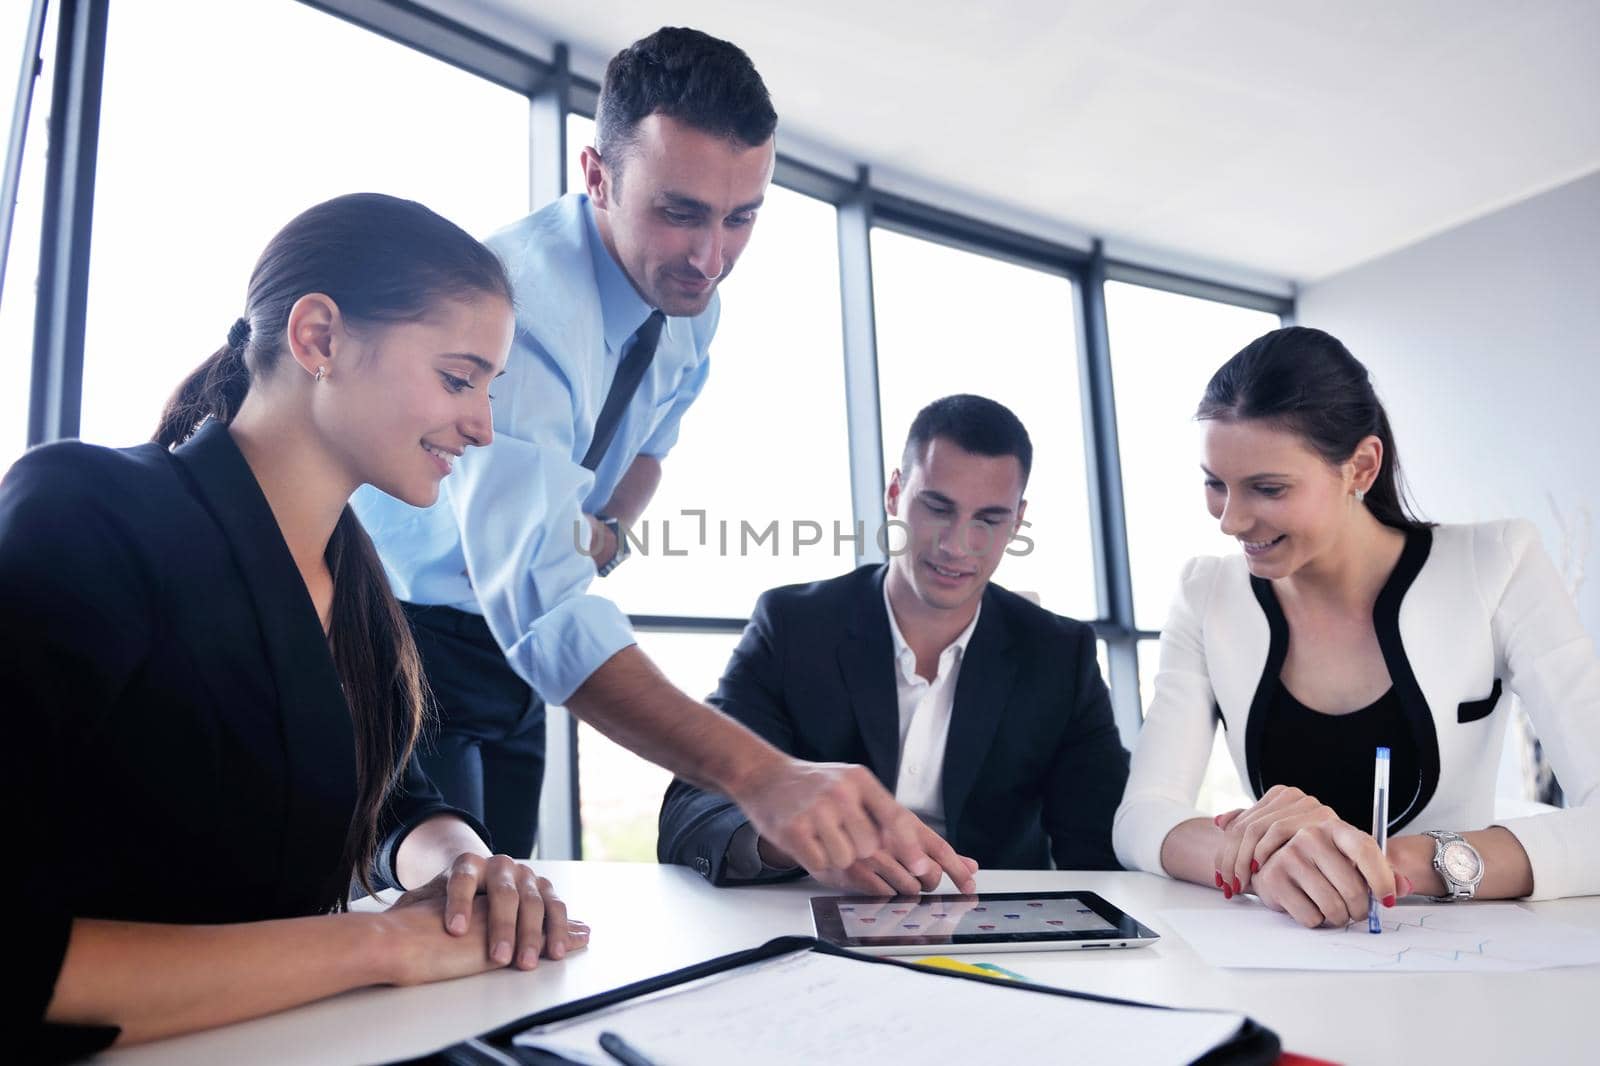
[1223,885,1233,900]
[1232,876,1241,894]
[1215,871,1224,888]
[1382,894,1396,908]
[1250,859,1260,874]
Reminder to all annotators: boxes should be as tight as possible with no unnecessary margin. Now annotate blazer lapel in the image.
[171,420,357,906]
[836,567,902,787]
[941,591,1017,837]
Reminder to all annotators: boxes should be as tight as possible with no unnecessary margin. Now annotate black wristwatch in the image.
[594,513,628,577]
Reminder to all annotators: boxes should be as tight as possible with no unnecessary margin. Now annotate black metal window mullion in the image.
[522,46,587,860]
[27,0,106,448]
[1079,240,1143,742]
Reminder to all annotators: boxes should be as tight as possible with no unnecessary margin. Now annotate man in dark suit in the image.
[659,395,1130,893]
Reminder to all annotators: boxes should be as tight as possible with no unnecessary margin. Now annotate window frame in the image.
[12,0,1295,859]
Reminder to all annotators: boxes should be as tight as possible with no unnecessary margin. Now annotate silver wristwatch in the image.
[1423,830,1483,901]
[594,514,629,578]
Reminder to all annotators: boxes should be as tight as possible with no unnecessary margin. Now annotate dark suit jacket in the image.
[658,565,1130,884]
[1,421,477,1061]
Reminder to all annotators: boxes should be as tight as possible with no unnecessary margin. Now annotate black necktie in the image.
[581,310,665,472]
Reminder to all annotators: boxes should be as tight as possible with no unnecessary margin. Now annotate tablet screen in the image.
[811,891,1157,949]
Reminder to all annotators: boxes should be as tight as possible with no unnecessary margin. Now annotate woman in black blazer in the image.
[1113,327,1600,926]
[3,194,587,1059]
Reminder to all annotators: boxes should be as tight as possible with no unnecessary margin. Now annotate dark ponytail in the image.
[1197,326,1432,534]
[153,323,253,448]
[154,193,514,898]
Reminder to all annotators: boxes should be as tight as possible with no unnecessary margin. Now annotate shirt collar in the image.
[581,194,658,354]
[882,578,983,681]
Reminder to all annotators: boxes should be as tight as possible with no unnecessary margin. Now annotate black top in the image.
[1243,527,1442,834]
[0,421,483,1062]
[658,564,1131,884]
[1258,681,1421,831]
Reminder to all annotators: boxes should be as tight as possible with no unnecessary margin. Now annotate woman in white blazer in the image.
[1113,326,1599,927]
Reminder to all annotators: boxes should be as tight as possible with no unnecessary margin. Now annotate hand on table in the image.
[389,852,589,972]
[1249,833,1416,927]
[737,758,979,894]
[1211,787,1411,926]
[1214,784,1389,898]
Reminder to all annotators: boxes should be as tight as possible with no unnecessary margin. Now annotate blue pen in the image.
[1368,746,1391,934]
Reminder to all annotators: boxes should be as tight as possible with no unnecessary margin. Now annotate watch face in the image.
[1441,842,1482,883]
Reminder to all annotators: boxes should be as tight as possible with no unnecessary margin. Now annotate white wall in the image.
[1298,169,1600,639]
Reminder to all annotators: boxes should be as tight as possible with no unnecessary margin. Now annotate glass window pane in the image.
[0,4,54,475]
[872,229,1096,619]
[1137,637,1252,815]
[77,0,528,448]
[566,113,591,200]
[567,115,854,618]
[578,629,741,861]
[1107,282,1281,628]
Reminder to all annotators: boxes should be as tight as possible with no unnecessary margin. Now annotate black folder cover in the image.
[415,935,1280,1066]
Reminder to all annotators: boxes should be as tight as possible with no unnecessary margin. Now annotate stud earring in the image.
[1355,488,1367,503]
[314,366,325,383]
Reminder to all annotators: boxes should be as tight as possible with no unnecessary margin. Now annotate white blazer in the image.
[1113,520,1600,900]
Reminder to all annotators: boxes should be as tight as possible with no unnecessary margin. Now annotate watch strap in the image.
[594,514,627,577]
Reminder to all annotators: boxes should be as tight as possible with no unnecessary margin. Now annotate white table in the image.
[88,862,1598,1065]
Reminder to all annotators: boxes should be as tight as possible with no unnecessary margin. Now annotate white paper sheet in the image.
[515,949,1247,1065]
[1161,903,1600,972]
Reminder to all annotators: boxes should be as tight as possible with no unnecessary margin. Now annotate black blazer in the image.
[1,421,478,1060]
[658,565,1130,884]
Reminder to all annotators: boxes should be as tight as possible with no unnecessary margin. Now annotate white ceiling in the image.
[435,0,1600,285]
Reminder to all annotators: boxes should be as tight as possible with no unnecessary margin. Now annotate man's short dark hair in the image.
[902,394,1033,486]
[595,27,777,170]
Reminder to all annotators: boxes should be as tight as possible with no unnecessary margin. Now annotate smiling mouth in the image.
[1241,534,1287,553]
[422,441,458,472]
[926,560,975,580]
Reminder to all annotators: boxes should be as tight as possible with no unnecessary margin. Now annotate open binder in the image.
[422,935,1280,1066]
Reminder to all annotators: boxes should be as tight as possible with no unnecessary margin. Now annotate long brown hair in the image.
[155,193,513,899]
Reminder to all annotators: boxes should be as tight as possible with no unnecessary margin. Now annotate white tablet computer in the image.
[810,891,1160,956]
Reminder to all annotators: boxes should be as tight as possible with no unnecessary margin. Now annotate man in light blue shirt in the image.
[356,28,973,892]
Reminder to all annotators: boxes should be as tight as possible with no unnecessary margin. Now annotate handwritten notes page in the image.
[516,948,1246,1065]
[1160,903,1600,972]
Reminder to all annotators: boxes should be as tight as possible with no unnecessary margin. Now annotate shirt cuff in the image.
[377,805,495,891]
[1495,806,1600,901]
[509,593,637,705]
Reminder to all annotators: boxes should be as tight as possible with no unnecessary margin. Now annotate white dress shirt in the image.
[883,581,982,840]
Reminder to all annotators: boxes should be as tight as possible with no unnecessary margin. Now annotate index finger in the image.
[1331,825,1397,905]
[926,835,979,894]
[882,817,976,895]
[444,854,484,936]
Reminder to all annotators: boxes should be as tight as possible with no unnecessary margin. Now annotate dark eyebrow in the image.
[659,191,765,216]
[1199,464,1292,481]
[443,352,506,379]
[917,490,1015,517]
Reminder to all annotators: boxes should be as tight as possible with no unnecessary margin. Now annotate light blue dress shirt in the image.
[353,194,717,704]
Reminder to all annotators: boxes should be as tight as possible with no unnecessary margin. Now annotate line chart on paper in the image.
[1159,903,1600,972]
